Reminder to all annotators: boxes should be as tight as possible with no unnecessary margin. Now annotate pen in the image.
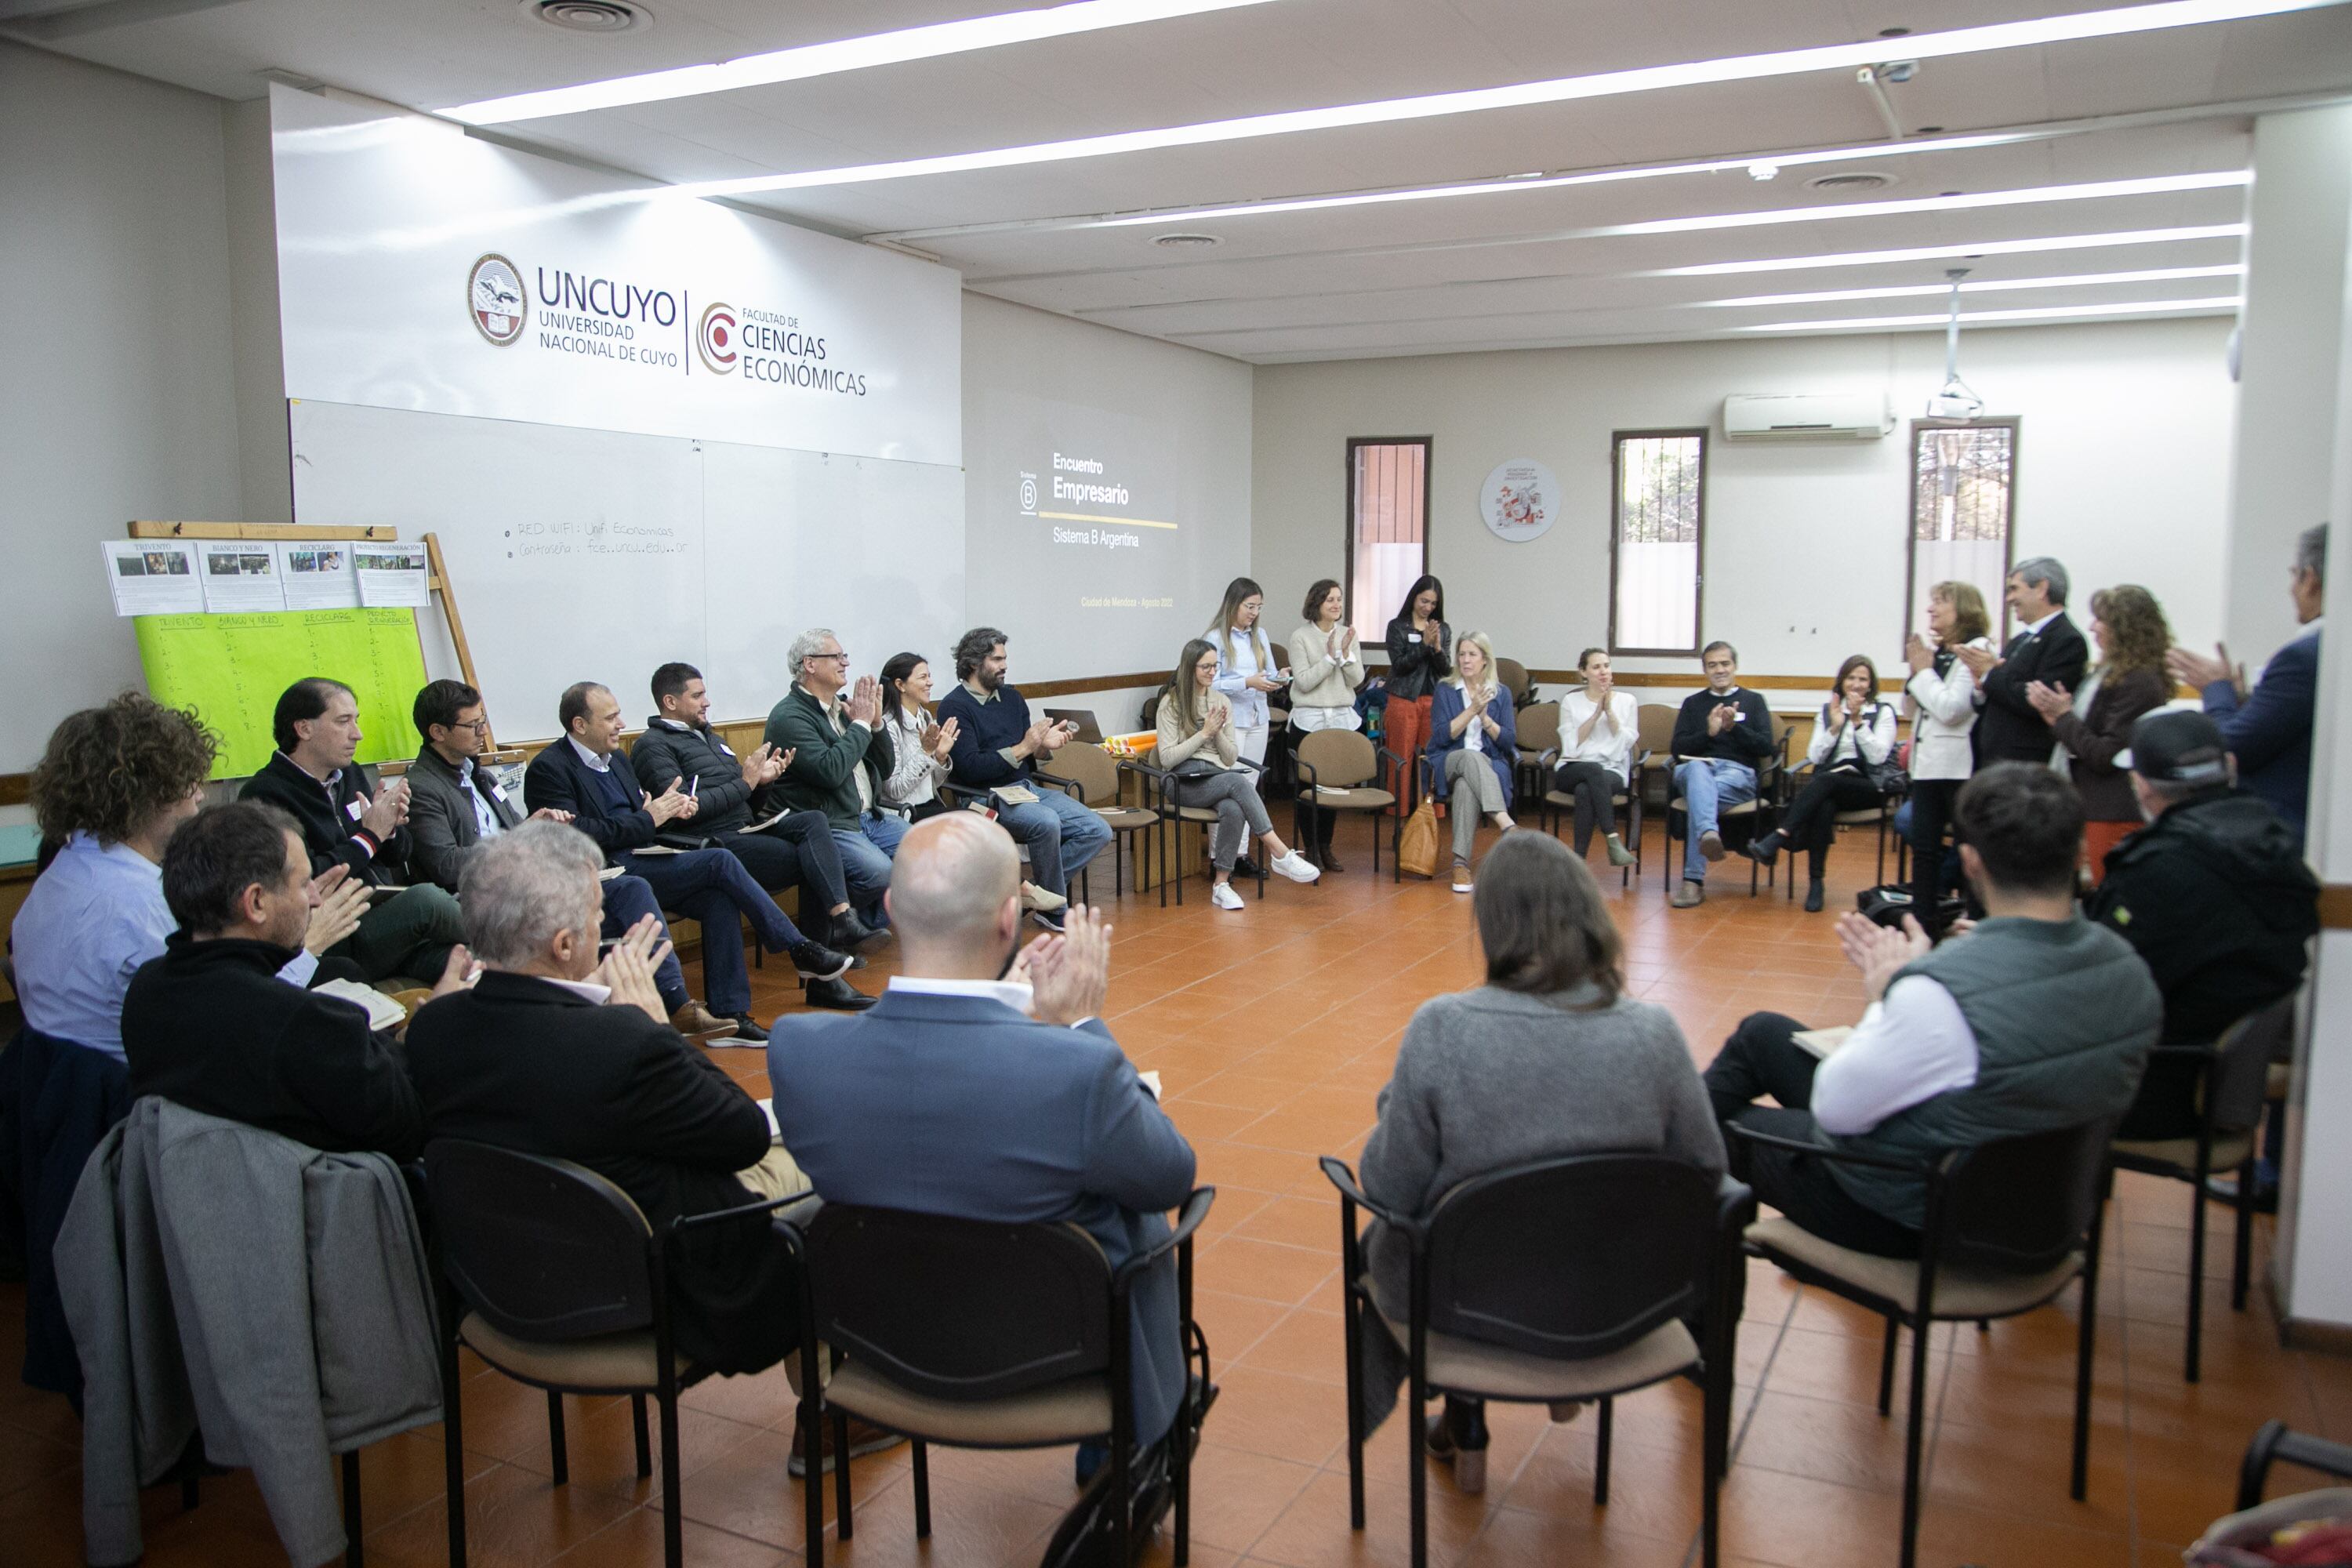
[688,775,699,800]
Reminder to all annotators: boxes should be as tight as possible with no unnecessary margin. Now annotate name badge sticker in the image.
[345,797,366,820]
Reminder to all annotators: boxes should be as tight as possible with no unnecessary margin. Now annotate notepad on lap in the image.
[1791,1026,1853,1060]
[742,807,795,833]
[314,978,409,1032]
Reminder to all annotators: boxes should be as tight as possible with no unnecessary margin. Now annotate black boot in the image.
[1315,814,1343,873]
[1804,879,1825,913]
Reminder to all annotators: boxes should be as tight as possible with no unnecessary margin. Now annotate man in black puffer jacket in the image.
[629,662,885,955]
[2090,710,2319,1140]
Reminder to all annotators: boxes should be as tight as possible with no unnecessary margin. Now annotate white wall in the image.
[963,293,1252,687]
[1251,318,2237,699]
[0,41,249,775]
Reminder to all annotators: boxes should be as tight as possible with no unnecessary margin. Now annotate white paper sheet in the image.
[100,539,205,617]
[197,540,288,612]
[276,540,361,608]
[354,543,430,608]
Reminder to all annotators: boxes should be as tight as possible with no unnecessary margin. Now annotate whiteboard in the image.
[289,400,965,743]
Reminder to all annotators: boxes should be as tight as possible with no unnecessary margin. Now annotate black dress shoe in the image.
[803,974,877,1011]
[828,910,891,953]
[1740,829,1783,868]
[788,940,853,981]
[725,1012,771,1043]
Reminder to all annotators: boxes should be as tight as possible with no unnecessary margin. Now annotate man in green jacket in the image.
[762,628,902,919]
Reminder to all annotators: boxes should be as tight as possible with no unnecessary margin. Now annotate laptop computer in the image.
[1041,708,1103,743]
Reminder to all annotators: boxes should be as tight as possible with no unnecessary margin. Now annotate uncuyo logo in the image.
[467,253,527,346]
[696,302,739,375]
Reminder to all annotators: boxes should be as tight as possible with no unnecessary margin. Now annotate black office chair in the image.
[1536,746,1649,886]
[2111,995,2294,1382]
[797,1192,1218,1566]
[1322,1154,1753,1568]
[2238,1419,2352,1510]
[1732,1116,2118,1568]
[421,1139,811,1568]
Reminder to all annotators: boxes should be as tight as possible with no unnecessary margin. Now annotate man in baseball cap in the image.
[2089,709,2318,1146]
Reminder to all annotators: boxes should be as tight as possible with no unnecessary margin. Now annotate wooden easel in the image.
[126,521,500,751]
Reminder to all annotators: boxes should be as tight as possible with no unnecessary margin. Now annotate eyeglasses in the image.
[811,651,851,664]
[447,717,492,733]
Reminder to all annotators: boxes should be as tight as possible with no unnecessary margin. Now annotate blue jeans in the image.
[600,873,691,1016]
[997,786,1112,899]
[832,813,910,915]
[622,847,804,1017]
[1675,757,1757,883]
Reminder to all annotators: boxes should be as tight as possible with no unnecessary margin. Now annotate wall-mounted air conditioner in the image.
[1721,393,1895,441]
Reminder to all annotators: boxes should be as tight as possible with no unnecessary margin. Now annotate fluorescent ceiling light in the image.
[1741,296,2242,331]
[443,0,1286,125]
[1077,129,2043,229]
[1590,171,2246,238]
[673,0,2345,196]
[1699,263,2245,307]
[1661,223,2249,276]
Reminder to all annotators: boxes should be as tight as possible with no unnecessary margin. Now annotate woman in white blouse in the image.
[1286,579,1367,870]
[1899,582,1994,935]
[1207,576,1283,768]
[1552,647,1640,868]
[877,652,957,822]
[1743,655,1899,911]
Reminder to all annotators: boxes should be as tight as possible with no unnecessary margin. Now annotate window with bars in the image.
[1345,437,1431,646]
[1906,419,2018,644]
[1610,430,1706,655]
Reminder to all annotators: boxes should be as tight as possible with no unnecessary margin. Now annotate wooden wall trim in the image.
[0,774,25,808]
[2323,884,2352,931]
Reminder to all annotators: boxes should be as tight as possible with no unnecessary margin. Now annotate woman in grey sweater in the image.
[1356,831,1726,1492]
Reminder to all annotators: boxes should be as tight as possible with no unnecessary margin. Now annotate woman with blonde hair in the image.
[1902,581,1994,936]
[1157,637,1321,910]
[1425,631,1517,894]
[1205,576,1283,768]
[2028,583,2172,880]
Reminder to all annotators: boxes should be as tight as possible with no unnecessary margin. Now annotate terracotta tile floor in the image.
[3,813,2341,1567]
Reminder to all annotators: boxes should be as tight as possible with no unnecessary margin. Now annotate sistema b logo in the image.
[697,302,739,375]
[467,253,528,346]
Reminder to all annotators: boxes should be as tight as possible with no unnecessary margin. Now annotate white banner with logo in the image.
[270,86,960,466]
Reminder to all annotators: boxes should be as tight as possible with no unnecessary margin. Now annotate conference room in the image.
[4,2,2351,1566]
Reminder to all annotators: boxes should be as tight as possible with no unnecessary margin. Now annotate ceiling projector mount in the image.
[1926,267,1986,422]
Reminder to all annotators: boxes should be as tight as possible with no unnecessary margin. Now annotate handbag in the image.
[1398,795,1441,880]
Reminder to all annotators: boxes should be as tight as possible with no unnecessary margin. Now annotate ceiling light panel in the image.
[1695,263,2245,307]
[1658,223,2250,275]
[1738,296,2244,331]
[665,0,2346,196]
[442,0,1290,125]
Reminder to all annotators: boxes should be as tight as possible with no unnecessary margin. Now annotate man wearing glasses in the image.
[405,678,744,1041]
[763,629,906,924]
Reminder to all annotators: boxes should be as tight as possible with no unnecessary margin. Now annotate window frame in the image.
[1902,416,2021,647]
[1343,435,1434,646]
[1606,426,1709,659]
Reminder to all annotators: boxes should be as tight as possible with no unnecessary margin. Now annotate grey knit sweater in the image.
[1353,982,1727,1425]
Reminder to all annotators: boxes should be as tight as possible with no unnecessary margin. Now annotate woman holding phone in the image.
[1207,576,1283,768]
[1287,578,1366,869]
[1382,575,1451,810]
[1158,638,1322,910]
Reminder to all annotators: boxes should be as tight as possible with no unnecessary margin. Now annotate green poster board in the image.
[134,608,430,780]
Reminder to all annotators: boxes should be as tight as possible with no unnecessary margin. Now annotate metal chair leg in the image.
[440,1314,468,1568]
[1878,1319,1898,1417]
[546,1390,568,1486]
[631,1394,652,1479]
[2234,1155,2258,1312]
[343,1449,365,1568]
[1594,1395,1613,1505]
[659,1392,684,1568]
[1342,1283,1367,1529]
[2189,1145,2213,1384]
[912,1439,931,1537]
[1899,1314,1931,1568]
[831,1408,854,1538]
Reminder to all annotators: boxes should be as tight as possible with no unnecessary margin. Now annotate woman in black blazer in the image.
[1381,575,1450,809]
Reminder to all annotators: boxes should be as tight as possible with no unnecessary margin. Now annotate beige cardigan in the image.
[1157,689,1241,771]
[1287,622,1366,713]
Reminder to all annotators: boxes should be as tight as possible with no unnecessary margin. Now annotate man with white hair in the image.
[766,813,1196,1486]
[405,821,817,1378]
[761,627,904,920]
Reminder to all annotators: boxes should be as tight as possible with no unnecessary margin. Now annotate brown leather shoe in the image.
[787,1411,907,1476]
[668,1001,740,1044]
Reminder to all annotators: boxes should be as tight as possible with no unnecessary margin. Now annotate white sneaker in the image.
[1271,850,1322,884]
[1210,881,1246,911]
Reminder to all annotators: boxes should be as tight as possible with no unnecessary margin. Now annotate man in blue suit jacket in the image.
[766,812,1196,1451]
[2170,524,2325,847]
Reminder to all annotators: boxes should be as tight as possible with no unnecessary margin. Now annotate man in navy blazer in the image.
[766,812,1196,1450]
[2170,524,2325,848]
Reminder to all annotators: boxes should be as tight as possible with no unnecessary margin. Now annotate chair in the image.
[1634,702,1679,812]
[1292,728,1397,881]
[1537,747,1648,887]
[1510,700,1559,804]
[1655,726,1791,896]
[1123,750,1269,906]
[2111,996,2293,1382]
[1776,763,1902,900]
[1494,656,1530,706]
[798,1192,1217,1566]
[2238,1419,2352,1510]
[421,1139,810,1568]
[1731,1116,2118,1568]
[1039,742,1158,898]
[1323,1154,1753,1568]
[942,768,1098,903]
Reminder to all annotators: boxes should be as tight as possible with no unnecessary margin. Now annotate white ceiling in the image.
[14,0,2352,361]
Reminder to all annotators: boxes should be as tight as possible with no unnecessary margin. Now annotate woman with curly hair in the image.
[2027,583,2174,881]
